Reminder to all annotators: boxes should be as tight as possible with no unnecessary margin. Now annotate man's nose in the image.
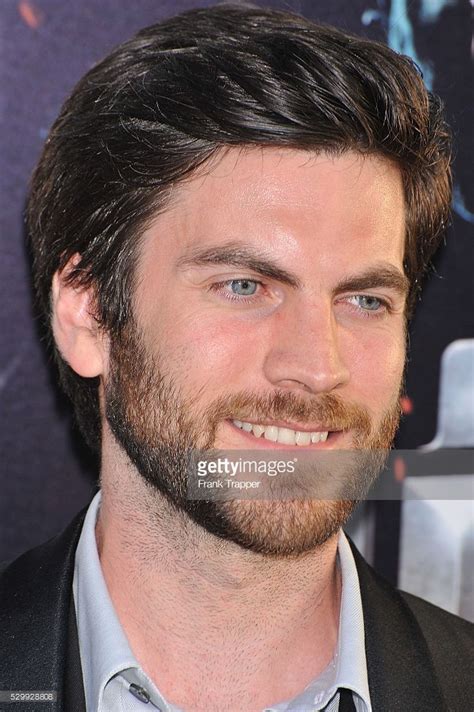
[262,299,350,395]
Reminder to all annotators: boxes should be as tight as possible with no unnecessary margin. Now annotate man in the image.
[0,4,472,712]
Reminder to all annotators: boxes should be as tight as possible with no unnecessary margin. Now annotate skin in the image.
[52,148,407,712]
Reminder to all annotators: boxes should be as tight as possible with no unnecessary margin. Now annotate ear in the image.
[51,254,108,378]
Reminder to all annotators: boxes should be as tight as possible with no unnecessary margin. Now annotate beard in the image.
[105,318,403,558]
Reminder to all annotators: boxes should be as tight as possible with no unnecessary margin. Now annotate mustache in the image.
[203,389,372,436]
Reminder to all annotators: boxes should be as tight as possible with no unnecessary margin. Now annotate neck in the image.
[96,463,342,712]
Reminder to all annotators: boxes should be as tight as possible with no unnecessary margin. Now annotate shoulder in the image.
[347,532,473,709]
[0,504,88,615]
[0,504,89,586]
[0,504,90,688]
[400,589,474,709]
[399,587,473,652]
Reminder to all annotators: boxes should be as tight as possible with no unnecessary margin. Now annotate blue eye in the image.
[208,277,265,304]
[229,279,258,296]
[344,294,390,318]
[354,295,382,311]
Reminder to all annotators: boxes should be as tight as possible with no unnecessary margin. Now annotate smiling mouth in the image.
[229,418,341,447]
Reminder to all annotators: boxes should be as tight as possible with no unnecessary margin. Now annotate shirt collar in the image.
[73,491,127,711]
[73,491,172,712]
[336,528,372,709]
[263,528,371,712]
[73,490,371,712]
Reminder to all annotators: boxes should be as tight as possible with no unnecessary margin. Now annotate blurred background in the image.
[1,0,473,618]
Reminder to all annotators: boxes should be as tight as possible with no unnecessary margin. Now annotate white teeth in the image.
[263,425,279,442]
[231,420,329,447]
[278,427,297,445]
[295,431,311,446]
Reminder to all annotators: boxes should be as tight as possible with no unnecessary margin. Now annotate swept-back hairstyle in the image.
[26,3,452,452]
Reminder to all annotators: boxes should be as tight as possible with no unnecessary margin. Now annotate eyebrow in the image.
[176,242,302,289]
[176,241,409,297]
[334,267,410,298]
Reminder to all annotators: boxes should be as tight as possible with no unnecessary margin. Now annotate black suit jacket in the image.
[0,503,473,712]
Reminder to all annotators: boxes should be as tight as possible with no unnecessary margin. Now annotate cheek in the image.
[343,325,406,403]
[160,312,259,391]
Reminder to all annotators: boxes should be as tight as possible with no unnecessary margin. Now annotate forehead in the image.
[139,147,405,278]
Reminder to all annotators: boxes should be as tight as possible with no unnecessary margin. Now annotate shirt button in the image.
[129,683,151,703]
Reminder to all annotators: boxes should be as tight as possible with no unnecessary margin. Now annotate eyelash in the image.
[208,279,267,304]
[344,295,390,319]
[208,279,392,317]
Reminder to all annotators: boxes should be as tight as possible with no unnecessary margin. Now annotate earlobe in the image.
[51,258,107,378]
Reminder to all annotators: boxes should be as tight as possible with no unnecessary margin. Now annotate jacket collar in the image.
[348,538,448,712]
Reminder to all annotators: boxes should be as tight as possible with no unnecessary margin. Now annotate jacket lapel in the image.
[347,536,448,712]
[63,588,87,711]
[0,504,89,711]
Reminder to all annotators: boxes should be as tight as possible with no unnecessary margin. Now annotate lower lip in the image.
[225,419,343,450]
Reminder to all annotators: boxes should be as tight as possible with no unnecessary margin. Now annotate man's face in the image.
[104,148,407,556]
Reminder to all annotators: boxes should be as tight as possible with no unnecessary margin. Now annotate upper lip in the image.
[229,418,340,433]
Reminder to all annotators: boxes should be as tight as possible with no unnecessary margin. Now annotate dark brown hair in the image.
[26,3,452,452]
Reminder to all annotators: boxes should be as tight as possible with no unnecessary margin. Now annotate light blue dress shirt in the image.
[73,491,372,711]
